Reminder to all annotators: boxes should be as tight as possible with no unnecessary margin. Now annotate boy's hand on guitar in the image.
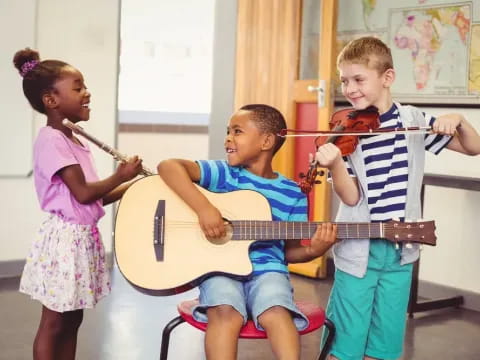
[306,223,337,258]
[115,155,143,182]
[197,203,226,239]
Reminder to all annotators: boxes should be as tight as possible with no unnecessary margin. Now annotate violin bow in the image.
[278,126,432,138]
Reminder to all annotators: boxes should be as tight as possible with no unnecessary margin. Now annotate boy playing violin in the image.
[316,36,480,360]
[158,104,337,360]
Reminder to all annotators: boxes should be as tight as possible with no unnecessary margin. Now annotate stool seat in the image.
[160,298,335,360]
[177,299,326,339]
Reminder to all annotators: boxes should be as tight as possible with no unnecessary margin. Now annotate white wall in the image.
[0,0,120,263]
[118,132,209,172]
[418,106,480,294]
[2,0,479,301]
[0,0,36,177]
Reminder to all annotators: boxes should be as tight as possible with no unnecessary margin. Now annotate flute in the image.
[62,119,154,176]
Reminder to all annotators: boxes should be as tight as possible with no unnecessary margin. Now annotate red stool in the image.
[159,299,335,360]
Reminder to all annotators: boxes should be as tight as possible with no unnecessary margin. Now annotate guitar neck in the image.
[229,221,383,240]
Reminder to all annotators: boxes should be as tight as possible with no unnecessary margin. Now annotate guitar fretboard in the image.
[229,221,383,240]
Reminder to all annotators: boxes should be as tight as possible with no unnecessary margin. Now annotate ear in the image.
[261,133,276,152]
[42,92,58,110]
[383,68,395,88]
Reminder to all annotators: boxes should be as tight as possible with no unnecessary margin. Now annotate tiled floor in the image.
[1,267,479,359]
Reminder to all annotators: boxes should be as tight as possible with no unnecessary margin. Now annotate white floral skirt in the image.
[19,214,111,312]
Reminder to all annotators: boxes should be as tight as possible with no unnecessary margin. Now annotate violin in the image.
[314,106,380,156]
[280,106,433,194]
[289,106,432,194]
[297,106,379,194]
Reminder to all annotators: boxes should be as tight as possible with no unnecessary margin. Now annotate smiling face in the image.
[224,110,272,168]
[338,61,395,114]
[50,66,91,122]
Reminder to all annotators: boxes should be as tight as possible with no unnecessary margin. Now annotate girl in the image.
[13,48,143,360]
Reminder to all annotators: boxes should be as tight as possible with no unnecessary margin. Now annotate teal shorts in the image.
[323,239,413,360]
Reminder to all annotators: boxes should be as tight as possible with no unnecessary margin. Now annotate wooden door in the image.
[235,0,338,278]
[288,0,338,278]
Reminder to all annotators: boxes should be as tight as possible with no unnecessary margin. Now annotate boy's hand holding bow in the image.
[432,113,464,136]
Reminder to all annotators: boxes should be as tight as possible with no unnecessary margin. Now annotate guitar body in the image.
[114,175,272,295]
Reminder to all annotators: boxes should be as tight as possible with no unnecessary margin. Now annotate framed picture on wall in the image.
[336,0,480,106]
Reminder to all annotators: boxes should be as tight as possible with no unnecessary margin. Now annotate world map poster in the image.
[337,0,480,105]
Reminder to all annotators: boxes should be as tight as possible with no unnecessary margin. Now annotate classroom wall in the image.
[0,0,120,270]
[1,0,479,307]
[118,132,208,171]
[419,107,480,295]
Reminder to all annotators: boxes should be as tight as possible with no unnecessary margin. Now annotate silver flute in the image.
[62,119,154,176]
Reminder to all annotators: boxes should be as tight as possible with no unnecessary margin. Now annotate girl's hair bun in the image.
[13,48,40,73]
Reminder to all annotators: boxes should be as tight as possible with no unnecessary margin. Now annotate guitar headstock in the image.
[383,220,437,246]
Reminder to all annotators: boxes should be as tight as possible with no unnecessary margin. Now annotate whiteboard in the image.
[0,0,36,177]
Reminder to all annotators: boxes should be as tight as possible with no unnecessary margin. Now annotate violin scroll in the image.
[298,162,325,194]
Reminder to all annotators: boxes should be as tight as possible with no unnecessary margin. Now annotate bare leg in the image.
[258,306,300,360]
[205,305,243,360]
[57,310,83,360]
[33,306,83,360]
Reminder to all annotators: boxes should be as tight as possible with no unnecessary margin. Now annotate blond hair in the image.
[337,37,393,74]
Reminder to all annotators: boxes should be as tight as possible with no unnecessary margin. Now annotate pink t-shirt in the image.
[33,126,105,225]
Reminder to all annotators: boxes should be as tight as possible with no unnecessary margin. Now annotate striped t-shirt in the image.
[343,104,452,222]
[196,160,308,275]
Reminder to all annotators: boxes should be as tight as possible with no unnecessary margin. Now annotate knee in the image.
[43,310,83,336]
[258,306,290,327]
[207,304,243,325]
[42,316,67,337]
[68,310,84,331]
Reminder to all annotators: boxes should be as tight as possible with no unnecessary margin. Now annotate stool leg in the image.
[159,316,186,360]
[317,318,335,360]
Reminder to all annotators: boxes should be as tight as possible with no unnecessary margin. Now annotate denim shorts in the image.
[192,272,309,331]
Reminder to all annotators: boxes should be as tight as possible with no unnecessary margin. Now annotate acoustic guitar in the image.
[114,176,436,295]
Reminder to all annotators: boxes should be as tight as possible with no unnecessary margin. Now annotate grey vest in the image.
[332,103,426,278]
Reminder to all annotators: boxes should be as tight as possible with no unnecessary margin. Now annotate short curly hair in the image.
[240,104,287,154]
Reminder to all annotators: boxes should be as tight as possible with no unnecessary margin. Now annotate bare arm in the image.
[285,223,337,263]
[57,156,143,205]
[434,114,480,155]
[102,180,136,206]
[315,143,360,206]
[157,159,226,238]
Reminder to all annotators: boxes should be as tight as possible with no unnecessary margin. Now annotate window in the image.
[118,0,215,125]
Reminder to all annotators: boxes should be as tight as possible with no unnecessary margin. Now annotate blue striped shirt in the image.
[196,160,308,275]
[343,104,451,222]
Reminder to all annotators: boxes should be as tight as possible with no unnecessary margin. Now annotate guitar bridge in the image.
[154,200,165,261]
